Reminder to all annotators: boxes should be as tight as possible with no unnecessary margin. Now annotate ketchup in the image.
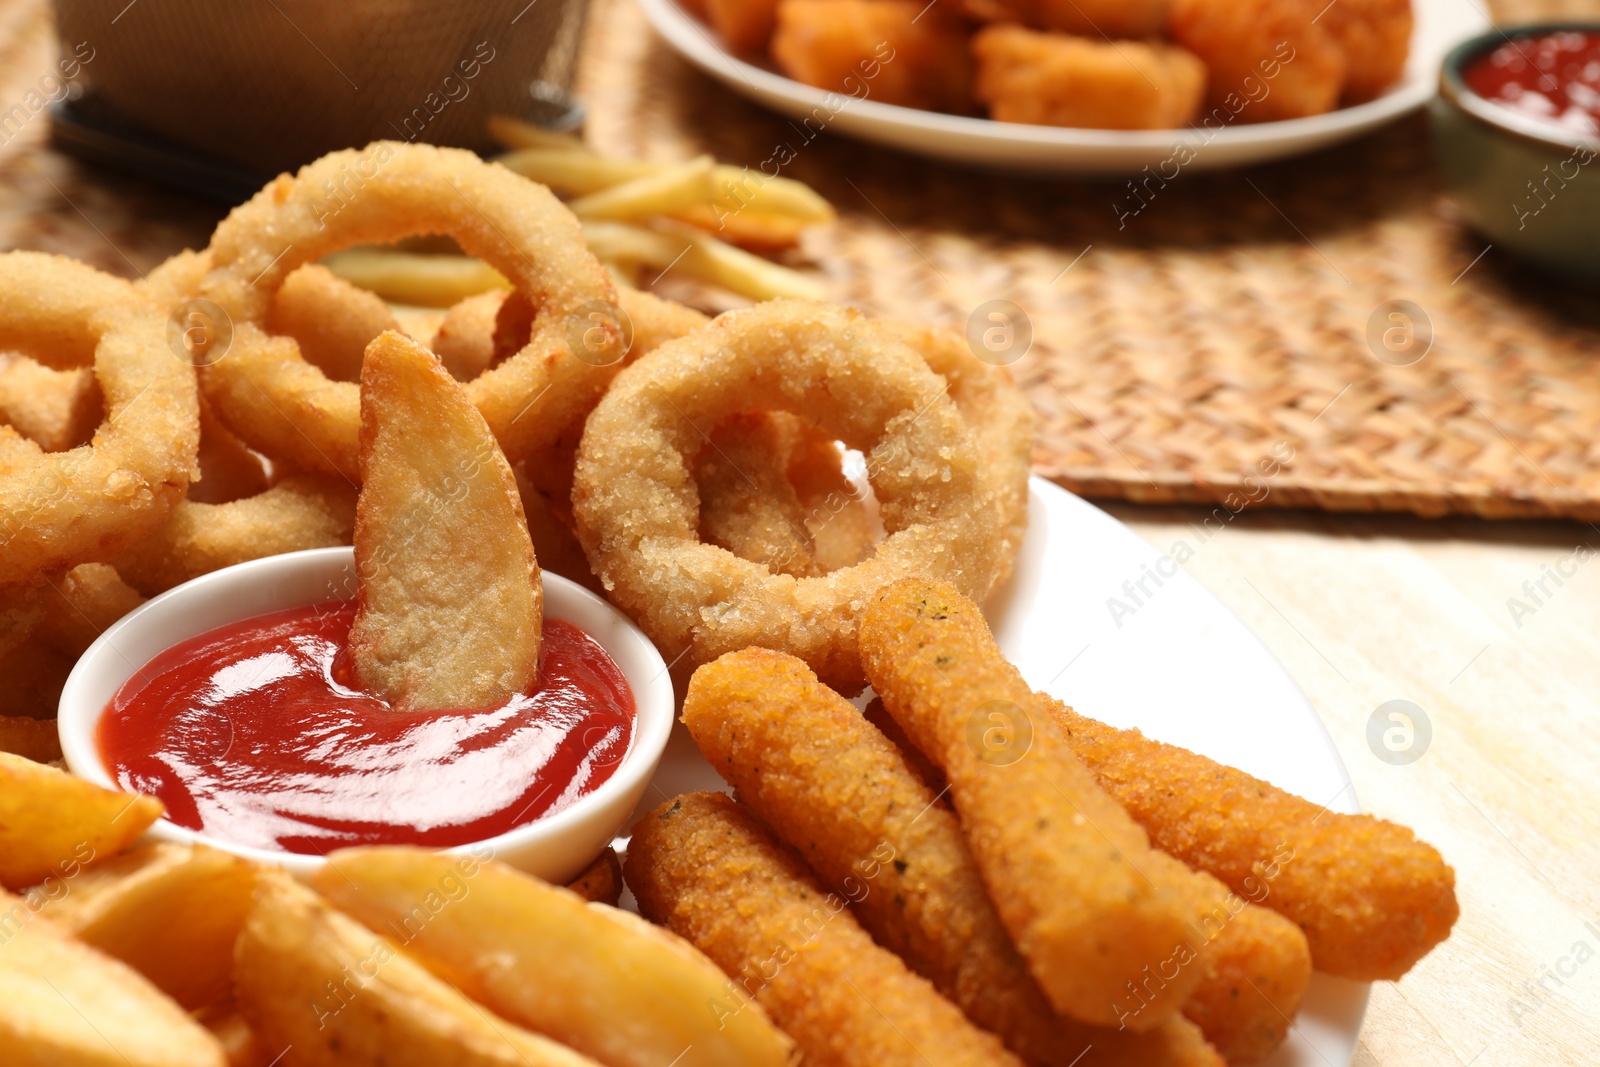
[1463,30,1600,137]
[99,602,635,855]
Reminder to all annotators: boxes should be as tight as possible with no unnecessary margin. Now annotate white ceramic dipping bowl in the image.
[57,546,673,882]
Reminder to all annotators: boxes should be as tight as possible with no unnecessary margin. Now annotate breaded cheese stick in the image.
[684,649,1227,1067]
[624,791,1027,1067]
[1044,696,1458,980]
[859,578,1207,1029]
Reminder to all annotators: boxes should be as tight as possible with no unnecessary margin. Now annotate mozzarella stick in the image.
[1044,696,1458,980]
[859,578,1207,1029]
[683,649,1227,1067]
[624,791,1027,1067]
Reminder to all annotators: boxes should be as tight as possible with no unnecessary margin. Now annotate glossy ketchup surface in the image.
[98,601,635,855]
[1464,30,1600,136]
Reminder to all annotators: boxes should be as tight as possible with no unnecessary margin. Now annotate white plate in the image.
[638,0,1489,173]
[629,477,1369,1067]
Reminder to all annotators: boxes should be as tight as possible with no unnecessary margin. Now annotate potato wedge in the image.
[311,847,797,1067]
[0,752,162,889]
[349,331,541,711]
[0,891,225,1067]
[235,874,598,1067]
[196,1002,266,1067]
[41,843,258,1010]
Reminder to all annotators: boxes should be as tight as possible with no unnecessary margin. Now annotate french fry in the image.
[235,875,597,1067]
[0,715,61,762]
[0,892,226,1067]
[41,843,259,1011]
[580,221,686,270]
[487,114,588,153]
[496,149,659,196]
[569,156,717,222]
[706,164,836,222]
[322,249,510,307]
[349,331,541,711]
[0,752,163,890]
[680,231,828,301]
[669,204,807,249]
[309,846,798,1067]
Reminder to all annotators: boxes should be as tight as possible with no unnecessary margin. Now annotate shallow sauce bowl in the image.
[56,546,674,881]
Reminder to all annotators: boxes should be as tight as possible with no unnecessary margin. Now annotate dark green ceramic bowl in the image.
[1429,24,1600,282]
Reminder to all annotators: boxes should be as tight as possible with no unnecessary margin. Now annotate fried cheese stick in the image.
[624,791,1027,1067]
[683,648,1228,1067]
[1043,696,1458,980]
[859,578,1208,1029]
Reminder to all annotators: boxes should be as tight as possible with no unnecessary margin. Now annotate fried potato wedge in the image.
[0,892,225,1067]
[235,875,597,1067]
[0,752,162,889]
[311,846,797,1067]
[41,843,258,1010]
[348,331,541,711]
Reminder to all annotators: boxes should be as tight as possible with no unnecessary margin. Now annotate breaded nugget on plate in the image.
[859,578,1209,1030]
[1045,696,1458,980]
[625,791,1027,1067]
[972,0,1167,44]
[973,26,1206,129]
[706,0,783,54]
[1319,0,1412,101]
[772,0,975,114]
[683,649,1229,1067]
[1168,0,1346,121]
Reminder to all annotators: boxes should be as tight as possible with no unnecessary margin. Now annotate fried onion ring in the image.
[199,142,619,479]
[572,301,1002,693]
[0,253,199,586]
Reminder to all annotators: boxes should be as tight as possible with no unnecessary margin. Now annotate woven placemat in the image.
[4,0,1597,520]
[577,0,1600,521]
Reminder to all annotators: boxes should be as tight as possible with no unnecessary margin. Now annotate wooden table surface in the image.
[2,0,1597,1063]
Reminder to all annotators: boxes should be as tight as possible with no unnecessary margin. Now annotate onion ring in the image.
[0,252,199,586]
[695,412,822,579]
[267,263,401,384]
[198,141,619,479]
[0,354,102,453]
[572,300,1003,693]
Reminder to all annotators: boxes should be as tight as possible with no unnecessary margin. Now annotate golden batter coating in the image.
[1168,0,1347,122]
[624,791,1027,1067]
[858,578,1207,1029]
[683,648,1229,1067]
[972,27,1206,130]
[1319,0,1412,102]
[1045,696,1459,980]
[772,0,975,114]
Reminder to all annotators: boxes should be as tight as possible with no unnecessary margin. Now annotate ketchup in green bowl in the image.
[1463,30,1600,137]
[98,601,635,856]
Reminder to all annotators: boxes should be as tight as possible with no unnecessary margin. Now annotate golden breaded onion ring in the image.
[199,141,620,479]
[0,252,199,585]
[573,300,1003,693]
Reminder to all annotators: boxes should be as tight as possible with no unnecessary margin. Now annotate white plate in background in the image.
[638,0,1489,174]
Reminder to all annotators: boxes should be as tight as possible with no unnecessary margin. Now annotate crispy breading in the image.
[772,0,975,114]
[1168,0,1347,122]
[683,649,1228,1067]
[1045,696,1458,980]
[625,791,1028,1067]
[973,27,1206,130]
[859,577,1207,1028]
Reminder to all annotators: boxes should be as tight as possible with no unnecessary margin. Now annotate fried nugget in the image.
[1169,0,1346,122]
[972,27,1205,130]
[624,791,1028,1067]
[1045,697,1458,980]
[706,0,783,53]
[859,578,1208,1029]
[684,649,1228,1067]
[0,353,102,452]
[267,263,401,383]
[563,848,624,906]
[772,0,975,114]
[973,0,1167,40]
[1319,0,1411,101]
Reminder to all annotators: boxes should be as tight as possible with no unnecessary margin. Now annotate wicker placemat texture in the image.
[577,0,1600,521]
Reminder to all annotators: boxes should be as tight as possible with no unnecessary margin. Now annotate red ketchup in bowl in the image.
[98,601,635,855]
[1463,30,1600,137]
